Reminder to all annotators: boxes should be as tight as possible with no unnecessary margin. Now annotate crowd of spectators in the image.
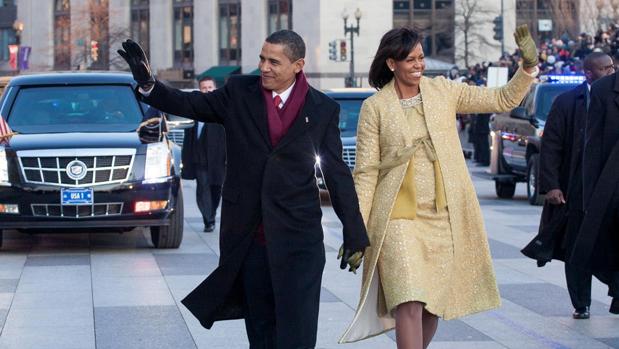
[449,24,619,86]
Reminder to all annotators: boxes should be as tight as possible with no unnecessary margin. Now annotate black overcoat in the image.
[140,75,370,341]
[569,72,619,271]
[522,83,588,265]
[181,122,226,185]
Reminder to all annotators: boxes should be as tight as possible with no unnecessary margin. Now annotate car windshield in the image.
[337,99,364,137]
[536,84,578,122]
[8,85,144,134]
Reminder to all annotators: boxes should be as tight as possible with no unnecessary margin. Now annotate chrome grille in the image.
[17,149,136,187]
[168,129,185,146]
[31,203,123,218]
[342,146,356,170]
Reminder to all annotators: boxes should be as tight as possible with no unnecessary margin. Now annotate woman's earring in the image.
[390,68,395,72]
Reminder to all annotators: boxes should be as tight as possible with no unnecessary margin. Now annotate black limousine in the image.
[0,72,183,248]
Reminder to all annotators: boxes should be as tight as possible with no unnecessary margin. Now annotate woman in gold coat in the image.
[339,26,539,348]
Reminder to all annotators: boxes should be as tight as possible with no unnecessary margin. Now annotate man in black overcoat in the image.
[181,76,226,232]
[522,52,619,317]
[118,30,369,348]
[569,56,619,315]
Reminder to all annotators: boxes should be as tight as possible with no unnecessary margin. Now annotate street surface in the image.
[0,162,617,349]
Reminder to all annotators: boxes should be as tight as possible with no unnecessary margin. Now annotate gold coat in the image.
[340,67,536,342]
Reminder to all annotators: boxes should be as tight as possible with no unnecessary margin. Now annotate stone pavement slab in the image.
[0,164,616,348]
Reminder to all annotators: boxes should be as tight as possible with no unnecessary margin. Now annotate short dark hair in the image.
[368,27,424,89]
[265,30,306,62]
[199,76,215,84]
[583,51,610,71]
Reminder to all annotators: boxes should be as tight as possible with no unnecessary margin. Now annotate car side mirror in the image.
[509,106,528,120]
[138,117,165,143]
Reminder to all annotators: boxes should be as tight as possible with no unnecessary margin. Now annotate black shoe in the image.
[203,223,215,233]
[573,306,590,319]
[610,298,619,314]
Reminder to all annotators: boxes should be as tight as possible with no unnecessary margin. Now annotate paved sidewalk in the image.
[0,162,616,348]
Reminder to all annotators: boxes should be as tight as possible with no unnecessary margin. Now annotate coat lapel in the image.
[244,81,273,150]
[273,88,320,152]
[418,77,440,138]
[612,73,619,109]
[378,80,412,145]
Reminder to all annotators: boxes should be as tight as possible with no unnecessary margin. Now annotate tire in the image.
[0,229,3,248]
[527,154,544,206]
[495,180,516,199]
[151,188,184,249]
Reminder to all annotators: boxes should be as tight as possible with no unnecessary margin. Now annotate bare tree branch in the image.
[51,0,129,71]
[455,0,498,67]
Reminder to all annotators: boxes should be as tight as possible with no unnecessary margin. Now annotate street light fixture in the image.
[12,20,23,45]
[342,8,361,87]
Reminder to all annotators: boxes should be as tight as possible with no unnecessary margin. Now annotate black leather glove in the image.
[338,244,364,274]
[117,39,155,90]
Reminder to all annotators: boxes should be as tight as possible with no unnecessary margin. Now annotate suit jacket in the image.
[181,122,226,185]
[569,72,619,271]
[140,75,370,342]
[522,83,588,265]
[340,67,535,342]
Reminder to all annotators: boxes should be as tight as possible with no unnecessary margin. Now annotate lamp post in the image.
[13,20,23,45]
[342,8,361,87]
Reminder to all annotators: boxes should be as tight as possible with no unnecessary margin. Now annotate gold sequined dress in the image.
[341,68,536,343]
[378,94,454,316]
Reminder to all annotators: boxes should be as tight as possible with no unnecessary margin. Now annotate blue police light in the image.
[541,74,586,84]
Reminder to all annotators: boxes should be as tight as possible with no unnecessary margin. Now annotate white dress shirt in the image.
[272,81,295,109]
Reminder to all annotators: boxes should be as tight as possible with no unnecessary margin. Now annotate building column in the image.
[294,0,392,89]
[109,0,131,70]
[194,0,218,76]
[241,0,267,73]
[150,0,173,73]
[69,0,90,69]
[18,0,54,71]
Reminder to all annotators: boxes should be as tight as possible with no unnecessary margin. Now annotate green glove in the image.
[338,245,364,274]
[514,24,538,69]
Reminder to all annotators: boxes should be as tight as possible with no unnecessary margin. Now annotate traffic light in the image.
[90,40,99,62]
[328,40,337,61]
[493,16,503,42]
[340,40,347,61]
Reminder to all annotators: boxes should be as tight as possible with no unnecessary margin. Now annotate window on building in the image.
[54,0,71,70]
[219,0,241,65]
[90,0,110,69]
[173,0,193,68]
[516,0,578,43]
[268,0,292,34]
[131,0,149,59]
[393,0,454,63]
[0,28,15,62]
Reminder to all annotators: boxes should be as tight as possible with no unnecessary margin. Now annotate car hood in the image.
[4,132,143,151]
[342,136,356,147]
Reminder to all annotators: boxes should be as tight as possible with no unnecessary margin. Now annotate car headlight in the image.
[144,143,171,183]
[0,147,8,184]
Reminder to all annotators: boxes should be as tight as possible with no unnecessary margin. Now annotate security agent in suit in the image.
[181,76,226,232]
[118,30,369,348]
[523,52,619,319]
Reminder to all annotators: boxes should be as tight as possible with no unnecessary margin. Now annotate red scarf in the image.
[261,71,310,147]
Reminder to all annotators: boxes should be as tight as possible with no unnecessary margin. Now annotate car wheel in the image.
[495,180,516,199]
[527,154,544,206]
[151,188,184,249]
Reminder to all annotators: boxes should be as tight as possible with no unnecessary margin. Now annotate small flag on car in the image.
[0,116,14,145]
